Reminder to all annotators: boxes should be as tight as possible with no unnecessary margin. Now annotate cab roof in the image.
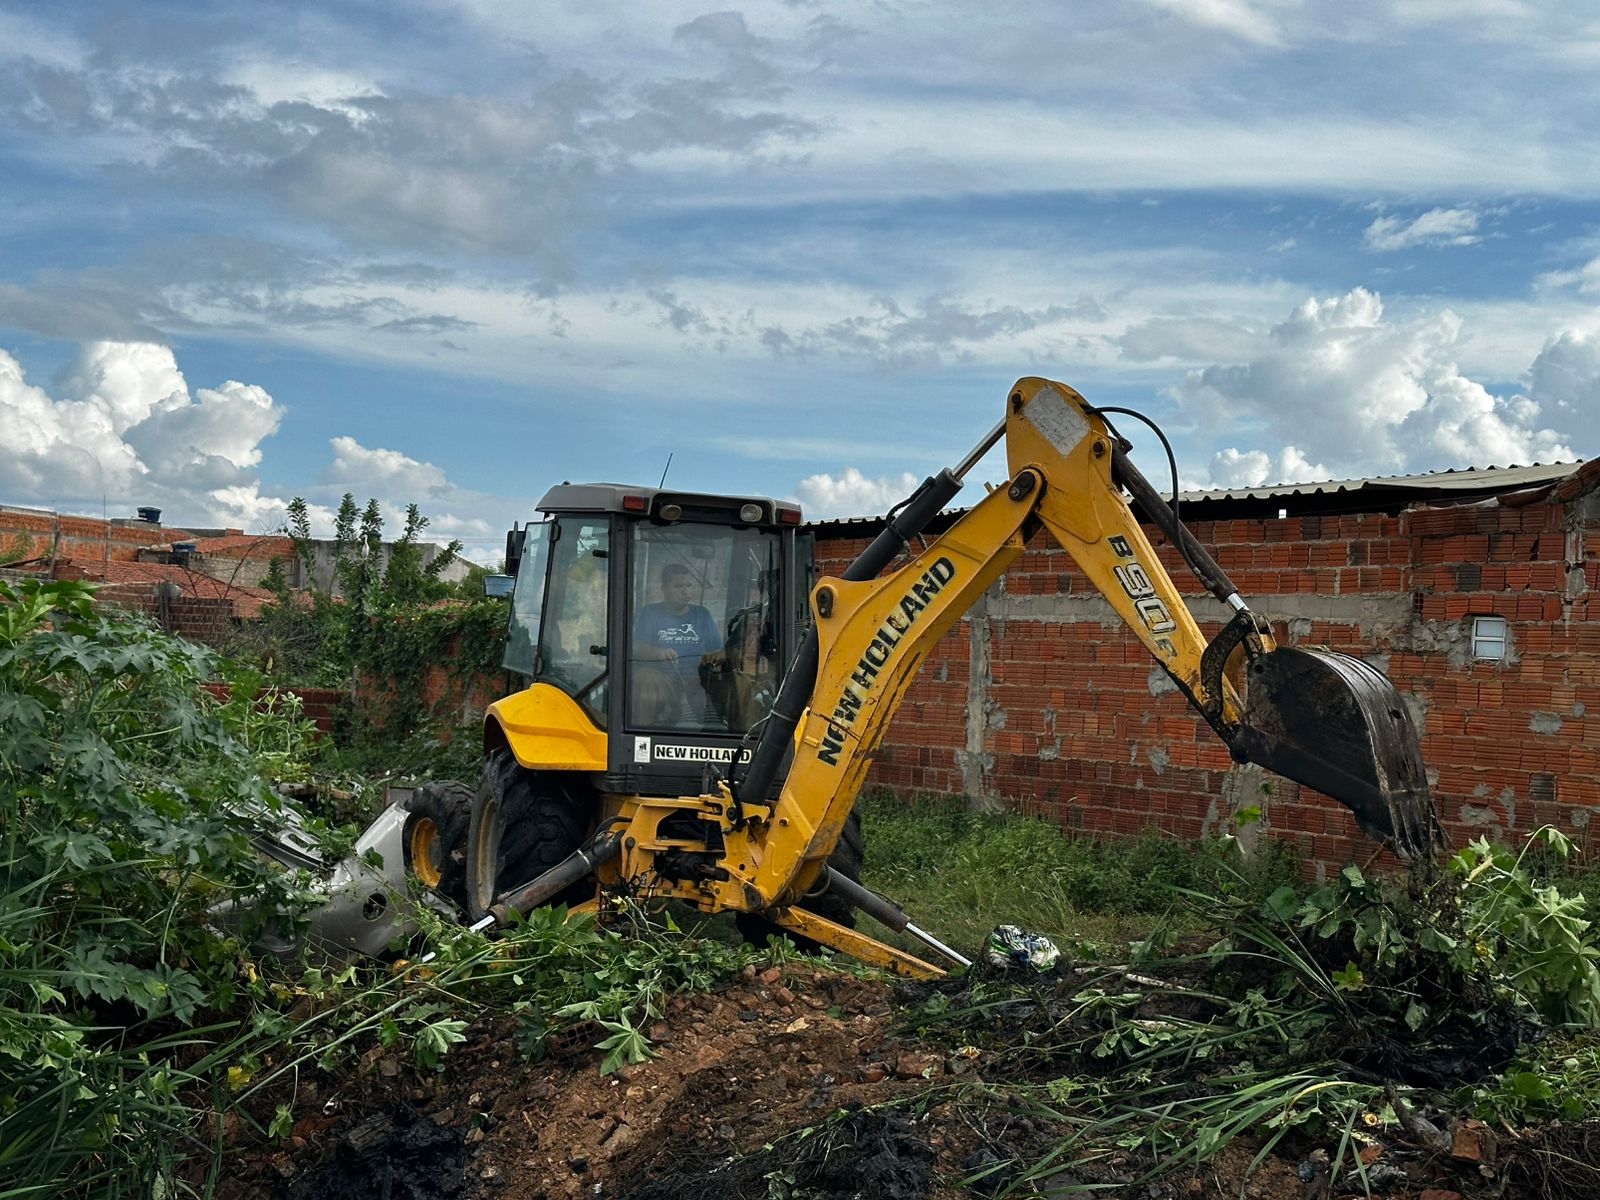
[537,483,800,525]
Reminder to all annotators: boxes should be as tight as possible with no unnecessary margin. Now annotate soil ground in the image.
[204,963,1597,1200]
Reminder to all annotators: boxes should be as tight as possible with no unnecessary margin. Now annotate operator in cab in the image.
[632,563,723,723]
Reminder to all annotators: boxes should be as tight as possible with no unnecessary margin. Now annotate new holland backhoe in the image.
[422,377,1441,978]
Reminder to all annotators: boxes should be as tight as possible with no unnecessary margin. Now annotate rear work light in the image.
[738,503,764,523]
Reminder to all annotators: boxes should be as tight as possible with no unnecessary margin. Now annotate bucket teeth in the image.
[1237,647,1444,860]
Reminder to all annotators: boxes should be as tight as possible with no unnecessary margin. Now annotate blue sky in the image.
[3,1,1599,559]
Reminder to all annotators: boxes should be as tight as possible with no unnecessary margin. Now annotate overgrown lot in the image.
[5,577,1600,1200]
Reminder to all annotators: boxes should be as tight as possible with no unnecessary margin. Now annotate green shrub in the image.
[0,578,329,1196]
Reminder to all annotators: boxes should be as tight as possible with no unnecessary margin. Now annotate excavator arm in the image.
[733,377,1441,926]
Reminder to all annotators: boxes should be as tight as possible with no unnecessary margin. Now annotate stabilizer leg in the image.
[770,906,946,980]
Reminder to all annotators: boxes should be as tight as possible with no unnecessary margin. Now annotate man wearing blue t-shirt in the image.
[633,565,723,725]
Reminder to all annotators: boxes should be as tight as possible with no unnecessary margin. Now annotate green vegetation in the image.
[227,495,506,769]
[899,817,1600,1192]
[0,578,762,1198]
[859,788,1300,951]
[8,567,1600,1198]
[0,577,331,1194]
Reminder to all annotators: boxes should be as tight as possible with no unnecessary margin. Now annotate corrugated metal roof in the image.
[806,460,1587,531]
[1177,461,1581,503]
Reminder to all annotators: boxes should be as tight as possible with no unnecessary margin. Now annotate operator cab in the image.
[501,484,813,798]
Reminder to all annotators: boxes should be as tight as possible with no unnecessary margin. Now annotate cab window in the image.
[521,518,611,722]
[628,524,781,734]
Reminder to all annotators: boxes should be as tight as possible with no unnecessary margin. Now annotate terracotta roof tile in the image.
[185,534,298,558]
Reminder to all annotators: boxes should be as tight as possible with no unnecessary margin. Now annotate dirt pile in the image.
[211,956,1600,1200]
[217,965,976,1200]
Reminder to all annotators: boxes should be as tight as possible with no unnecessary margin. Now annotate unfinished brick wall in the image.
[815,475,1600,877]
[0,506,176,564]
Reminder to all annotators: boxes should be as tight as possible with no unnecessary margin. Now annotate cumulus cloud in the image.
[0,341,288,527]
[0,340,506,556]
[1205,445,1328,489]
[1175,288,1580,484]
[321,436,452,498]
[1363,207,1481,252]
[1524,329,1600,421]
[795,468,920,520]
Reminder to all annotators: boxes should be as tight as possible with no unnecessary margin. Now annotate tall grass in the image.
[857,788,1299,950]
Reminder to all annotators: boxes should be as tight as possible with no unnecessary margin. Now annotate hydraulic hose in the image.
[1111,448,1245,610]
[733,466,968,808]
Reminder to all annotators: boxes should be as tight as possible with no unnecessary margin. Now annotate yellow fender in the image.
[484,683,607,772]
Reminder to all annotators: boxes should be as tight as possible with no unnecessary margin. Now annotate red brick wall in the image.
[816,486,1600,877]
[80,582,239,648]
[0,507,177,564]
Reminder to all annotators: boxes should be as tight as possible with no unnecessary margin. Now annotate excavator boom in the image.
[734,377,1442,922]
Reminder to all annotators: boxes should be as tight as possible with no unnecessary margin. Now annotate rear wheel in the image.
[402,781,473,912]
[466,750,591,921]
[736,807,865,948]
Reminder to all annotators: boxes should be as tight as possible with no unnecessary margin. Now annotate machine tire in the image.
[736,807,865,948]
[466,750,591,922]
[402,780,473,912]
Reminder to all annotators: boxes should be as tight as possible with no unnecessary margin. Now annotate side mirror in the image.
[504,527,526,577]
[484,574,514,598]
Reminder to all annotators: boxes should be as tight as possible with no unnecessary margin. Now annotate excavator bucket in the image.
[1233,647,1444,859]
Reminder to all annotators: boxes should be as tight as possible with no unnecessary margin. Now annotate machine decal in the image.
[1109,535,1177,656]
[1026,384,1091,456]
[818,556,958,766]
[652,743,752,764]
[634,736,652,763]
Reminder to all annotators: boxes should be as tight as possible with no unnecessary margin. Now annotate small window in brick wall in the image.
[1472,615,1508,661]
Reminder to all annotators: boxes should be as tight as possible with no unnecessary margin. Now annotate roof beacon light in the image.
[738,503,764,524]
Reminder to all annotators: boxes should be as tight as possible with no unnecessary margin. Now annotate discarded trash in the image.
[984,926,1061,973]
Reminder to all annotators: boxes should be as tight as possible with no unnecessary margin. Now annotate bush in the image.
[0,578,330,1195]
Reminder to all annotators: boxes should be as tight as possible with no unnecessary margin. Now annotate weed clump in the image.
[858,788,1298,949]
[909,825,1600,1193]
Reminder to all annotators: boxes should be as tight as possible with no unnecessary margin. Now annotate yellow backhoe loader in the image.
[420,378,1441,978]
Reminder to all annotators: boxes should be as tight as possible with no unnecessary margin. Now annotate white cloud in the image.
[0,341,287,527]
[1536,254,1600,293]
[795,468,920,520]
[1363,207,1481,251]
[321,435,452,498]
[311,436,498,558]
[1203,445,1327,489]
[1118,316,1267,363]
[1143,0,1294,47]
[0,341,507,556]
[1175,288,1579,483]
[1525,329,1600,421]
